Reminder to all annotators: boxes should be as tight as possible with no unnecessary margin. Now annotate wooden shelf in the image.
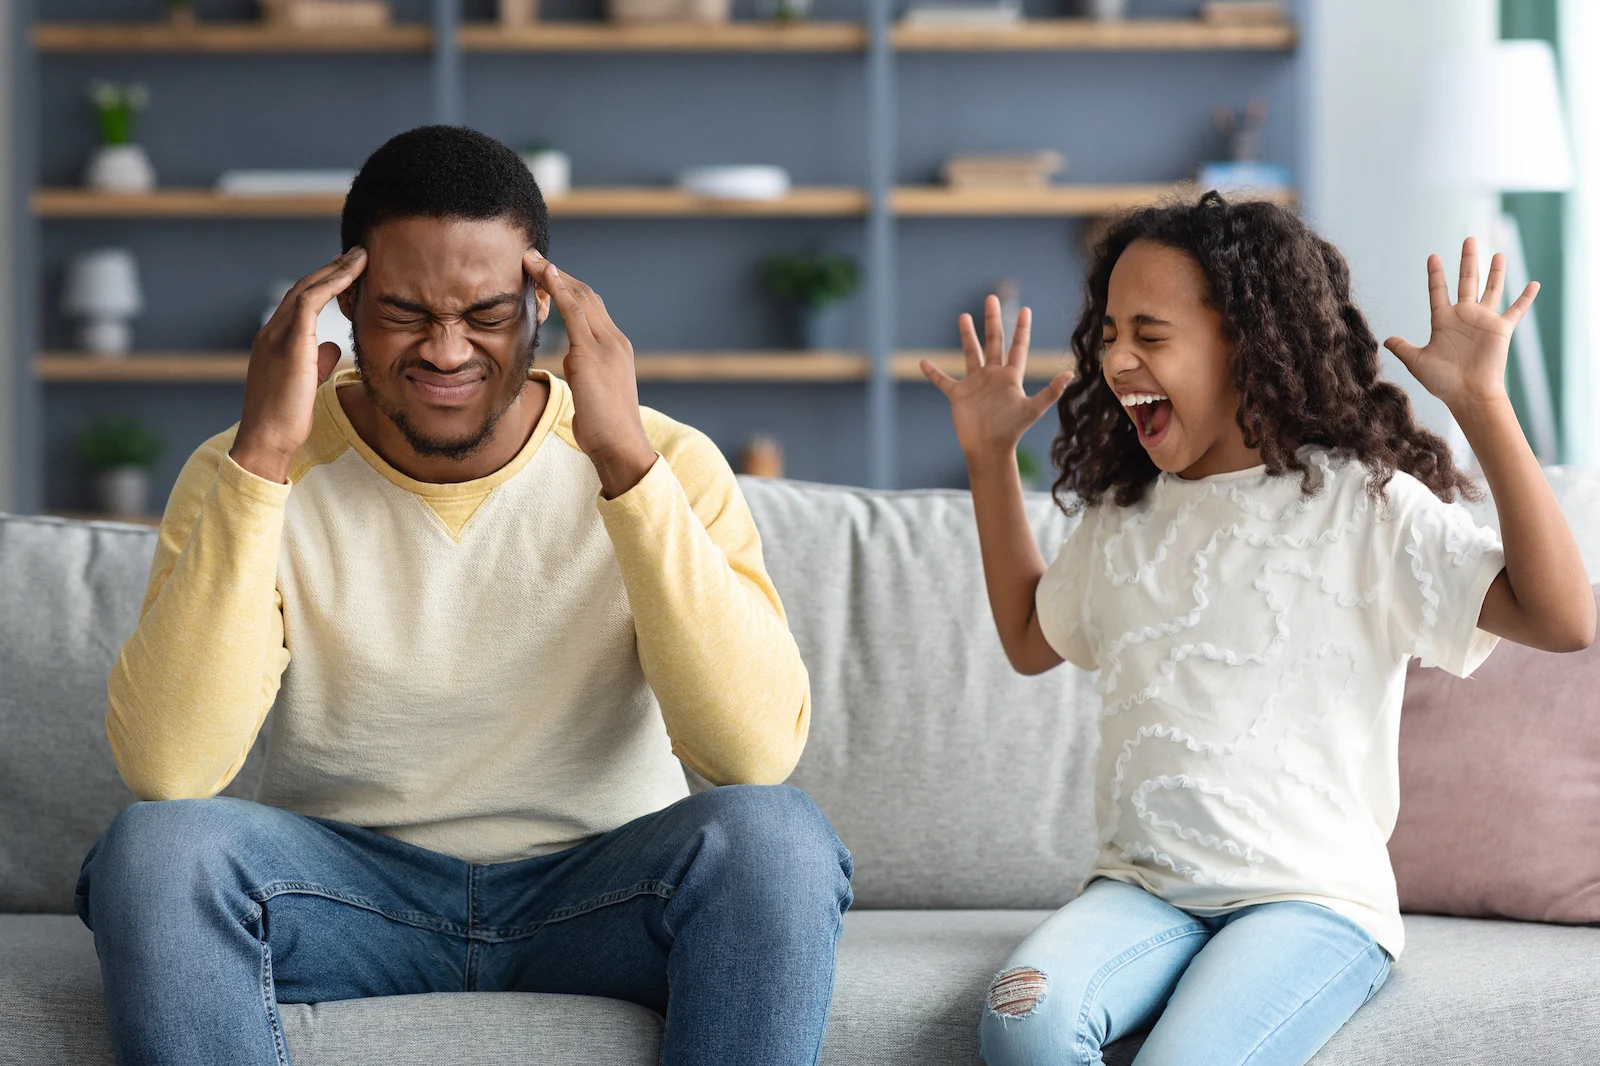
[893,18,1295,51]
[36,353,252,382]
[895,351,1069,381]
[459,21,866,52]
[36,351,873,383]
[32,18,1292,55]
[37,351,1073,383]
[894,183,1294,216]
[34,184,1292,220]
[32,187,870,219]
[31,21,433,53]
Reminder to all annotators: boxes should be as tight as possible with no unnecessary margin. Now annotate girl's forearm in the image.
[966,450,1065,674]
[1454,395,1596,650]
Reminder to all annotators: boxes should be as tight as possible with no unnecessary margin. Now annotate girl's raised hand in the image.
[1382,237,1538,415]
[922,295,1072,461]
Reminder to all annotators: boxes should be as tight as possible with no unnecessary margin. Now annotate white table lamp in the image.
[63,248,144,358]
[1415,40,1575,462]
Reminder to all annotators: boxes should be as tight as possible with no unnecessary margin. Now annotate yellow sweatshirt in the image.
[106,369,811,863]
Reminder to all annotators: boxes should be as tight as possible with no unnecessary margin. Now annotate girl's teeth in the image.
[1120,393,1169,406]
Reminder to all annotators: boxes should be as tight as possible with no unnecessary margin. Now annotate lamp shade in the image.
[1414,40,1575,192]
[62,249,143,318]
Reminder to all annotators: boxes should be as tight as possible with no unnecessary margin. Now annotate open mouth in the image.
[1121,392,1173,448]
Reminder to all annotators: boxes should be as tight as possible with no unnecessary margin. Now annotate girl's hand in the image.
[1383,237,1538,416]
[922,295,1072,461]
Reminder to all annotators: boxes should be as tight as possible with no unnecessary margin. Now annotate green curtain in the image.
[1502,0,1565,448]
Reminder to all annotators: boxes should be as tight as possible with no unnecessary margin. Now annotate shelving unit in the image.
[18,4,1301,509]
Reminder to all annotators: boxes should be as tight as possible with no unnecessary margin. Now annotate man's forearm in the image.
[599,458,809,786]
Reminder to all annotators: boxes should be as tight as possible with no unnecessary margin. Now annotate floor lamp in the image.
[1417,40,1574,464]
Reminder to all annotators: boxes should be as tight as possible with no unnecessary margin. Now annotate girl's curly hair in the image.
[1050,191,1477,513]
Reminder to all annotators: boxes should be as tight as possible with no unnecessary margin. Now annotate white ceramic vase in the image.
[85,144,157,193]
[95,466,150,518]
[79,318,133,357]
[524,150,571,198]
[1084,0,1128,17]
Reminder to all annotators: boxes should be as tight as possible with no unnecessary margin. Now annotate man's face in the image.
[339,216,551,461]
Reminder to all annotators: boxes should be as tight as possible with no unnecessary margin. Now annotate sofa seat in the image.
[6,909,1598,1066]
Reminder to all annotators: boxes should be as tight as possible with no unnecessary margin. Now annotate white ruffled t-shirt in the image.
[1036,449,1505,956]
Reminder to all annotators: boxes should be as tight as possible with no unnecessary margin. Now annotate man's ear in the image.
[533,284,551,325]
[336,286,356,322]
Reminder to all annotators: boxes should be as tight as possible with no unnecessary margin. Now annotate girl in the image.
[922,193,1594,1066]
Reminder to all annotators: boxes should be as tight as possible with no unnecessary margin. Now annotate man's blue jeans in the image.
[75,784,853,1066]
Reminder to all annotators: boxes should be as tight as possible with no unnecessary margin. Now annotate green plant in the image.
[77,416,165,472]
[87,81,149,146]
[760,251,860,308]
[1015,446,1041,485]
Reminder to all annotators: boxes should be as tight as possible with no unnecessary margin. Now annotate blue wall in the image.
[29,0,1302,508]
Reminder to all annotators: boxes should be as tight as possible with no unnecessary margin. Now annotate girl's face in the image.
[1101,239,1262,479]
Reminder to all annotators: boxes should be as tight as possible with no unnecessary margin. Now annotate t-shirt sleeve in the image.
[1035,510,1099,671]
[1382,473,1506,678]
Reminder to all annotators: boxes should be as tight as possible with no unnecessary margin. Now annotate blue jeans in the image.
[75,785,853,1066]
[979,879,1391,1066]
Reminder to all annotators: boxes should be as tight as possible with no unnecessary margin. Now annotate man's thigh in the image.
[79,797,475,1002]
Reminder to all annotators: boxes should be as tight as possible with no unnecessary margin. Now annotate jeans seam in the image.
[1074,923,1210,1065]
[481,880,677,943]
[247,881,466,936]
[804,893,848,1066]
[1237,943,1385,1066]
[256,904,290,1066]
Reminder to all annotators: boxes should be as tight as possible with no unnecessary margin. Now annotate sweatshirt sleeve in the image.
[596,418,810,786]
[106,429,292,800]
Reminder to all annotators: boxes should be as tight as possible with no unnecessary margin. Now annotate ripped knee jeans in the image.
[978,878,1390,1066]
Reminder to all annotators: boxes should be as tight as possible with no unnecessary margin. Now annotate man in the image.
[74,125,852,1066]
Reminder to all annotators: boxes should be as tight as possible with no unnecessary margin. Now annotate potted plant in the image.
[760,250,860,351]
[85,81,155,193]
[77,416,165,518]
[520,140,571,198]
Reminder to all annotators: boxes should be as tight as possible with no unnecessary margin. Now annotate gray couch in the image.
[5,473,1600,1066]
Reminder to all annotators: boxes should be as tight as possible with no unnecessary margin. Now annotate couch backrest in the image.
[5,467,1599,914]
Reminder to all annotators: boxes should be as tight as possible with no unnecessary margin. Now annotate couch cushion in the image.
[8,911,1599,1066]
[1390,586,1600,924]
[0,516,264,914]
[738,479,1102,909]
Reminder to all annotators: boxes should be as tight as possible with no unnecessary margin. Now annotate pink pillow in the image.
[1390,585,1600,924]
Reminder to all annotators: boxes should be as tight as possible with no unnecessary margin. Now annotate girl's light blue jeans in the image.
[979,878,1391,1066]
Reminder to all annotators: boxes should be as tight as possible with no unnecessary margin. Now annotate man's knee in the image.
[685,785,852,899]
[90,798,267,902]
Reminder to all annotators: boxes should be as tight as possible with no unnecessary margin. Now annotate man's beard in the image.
[352,319,539,463]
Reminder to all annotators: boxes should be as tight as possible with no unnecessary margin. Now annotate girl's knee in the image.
[979,964,1104,1066]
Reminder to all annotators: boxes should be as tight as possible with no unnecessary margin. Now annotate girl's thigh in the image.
[979,878,1212,1066]
[1134,901,1391,1066]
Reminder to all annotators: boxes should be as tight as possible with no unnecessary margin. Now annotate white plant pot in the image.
[523,150,571,198]
[95,466,151,518]
[85,144,157,193]
[1084,0,1128,17]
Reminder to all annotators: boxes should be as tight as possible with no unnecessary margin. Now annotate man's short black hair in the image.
[340,125,549,256]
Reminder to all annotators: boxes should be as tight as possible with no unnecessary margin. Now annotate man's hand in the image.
[1383,237,1539,418]
[231,247,367,484]
[921,295,1072,464]
[523,250,655,499]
